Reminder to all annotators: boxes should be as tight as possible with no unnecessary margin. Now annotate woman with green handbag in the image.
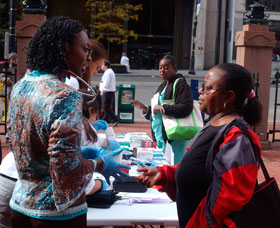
[132,54,194,164]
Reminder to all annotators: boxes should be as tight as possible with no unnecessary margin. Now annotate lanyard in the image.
[62,70,97,105]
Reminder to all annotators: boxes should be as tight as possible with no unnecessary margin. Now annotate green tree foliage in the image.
[0,1,9,37]
[86,0,142,44]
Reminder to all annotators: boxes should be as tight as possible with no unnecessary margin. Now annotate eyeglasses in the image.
[72,43,93,57]
[200,83,226,94]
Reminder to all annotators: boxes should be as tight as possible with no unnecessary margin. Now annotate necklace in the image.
[211,112,240,126]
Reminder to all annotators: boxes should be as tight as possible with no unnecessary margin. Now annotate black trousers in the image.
[11,209,87,228]
[101,91,117,122]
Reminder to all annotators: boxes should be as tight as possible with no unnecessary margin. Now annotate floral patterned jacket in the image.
[7,71,95,219]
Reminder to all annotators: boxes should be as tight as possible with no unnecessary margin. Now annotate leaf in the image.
[86,0,143,44]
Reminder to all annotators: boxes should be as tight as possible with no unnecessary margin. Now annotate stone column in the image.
[15,14,46,81]
[235,24,275,148]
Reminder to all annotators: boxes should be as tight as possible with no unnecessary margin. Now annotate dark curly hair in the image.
[26,16,84,75]
[217,63,262,125]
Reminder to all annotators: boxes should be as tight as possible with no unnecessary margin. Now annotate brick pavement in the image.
[1,121,280,186]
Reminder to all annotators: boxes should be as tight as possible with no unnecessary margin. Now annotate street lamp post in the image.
[23,0,47,14]
[9,1,46,52]
[9,0,17,53]
[107,0,115,59]
[235,0,274,144]
[215,0,222,65]
[188,1,198,75]
[90,0,96,39]
[243,0,268,25]
[15,0,46,81]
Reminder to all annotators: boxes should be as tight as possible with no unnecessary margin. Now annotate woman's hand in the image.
[131,100,147,113]
[153,105,163,115]
[135,166,161,188]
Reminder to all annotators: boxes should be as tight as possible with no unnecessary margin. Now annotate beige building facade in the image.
[193,0,280,70]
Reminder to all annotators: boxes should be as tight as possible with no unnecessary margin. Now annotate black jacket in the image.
[144,73,193,142]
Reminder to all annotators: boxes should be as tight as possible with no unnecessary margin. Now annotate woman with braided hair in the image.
[6,16,129,228]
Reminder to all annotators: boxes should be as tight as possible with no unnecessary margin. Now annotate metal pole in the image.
[122,0,129,53]
[107,0,115,59]
[90,0,96,39]
[189,0,197,75]
[223,0,230,63]
[9,0,17,53]
[23,0,46,14]
[272,72,280,142]
[215,0,222,65]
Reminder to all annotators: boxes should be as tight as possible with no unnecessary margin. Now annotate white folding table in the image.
[87,132,178,226]
[87,188,179,226]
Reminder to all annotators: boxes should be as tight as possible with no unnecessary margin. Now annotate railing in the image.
[268,71,280,142]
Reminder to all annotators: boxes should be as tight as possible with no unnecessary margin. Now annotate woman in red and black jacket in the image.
[136,63,262,228]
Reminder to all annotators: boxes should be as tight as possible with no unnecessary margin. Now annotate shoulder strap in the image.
[172,78,182,102]
[227,120,270,181]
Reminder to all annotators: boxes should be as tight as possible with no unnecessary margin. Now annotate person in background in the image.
[120,52,130,73]
[1,52,17,75]
[87,40,107,118]
[132,54,193,164]
[79,89,120,153]
[0,52,17,121]
[6,16,129,228]
[85,40,106,84]
[80,90,107,196]
[0,152,18,228]
[100,60,119,126]
[79,89,124,195]
[276,53,280,62]
[136,63,262,228]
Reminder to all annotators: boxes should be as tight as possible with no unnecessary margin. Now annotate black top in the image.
[175,125,223,228]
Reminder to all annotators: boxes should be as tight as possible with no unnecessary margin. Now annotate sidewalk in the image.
[1,121,280,186]
[112,67,279,79]
[112,69,207,79]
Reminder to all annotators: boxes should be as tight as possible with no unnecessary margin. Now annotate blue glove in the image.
[107,139,120,152]
[91,120,109,131]
[99,148,130,184]
[81,146,105,160]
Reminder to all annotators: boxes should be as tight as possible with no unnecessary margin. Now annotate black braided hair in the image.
[217,63,262,125]
[26,16,84,75]
[160,54,176,67]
